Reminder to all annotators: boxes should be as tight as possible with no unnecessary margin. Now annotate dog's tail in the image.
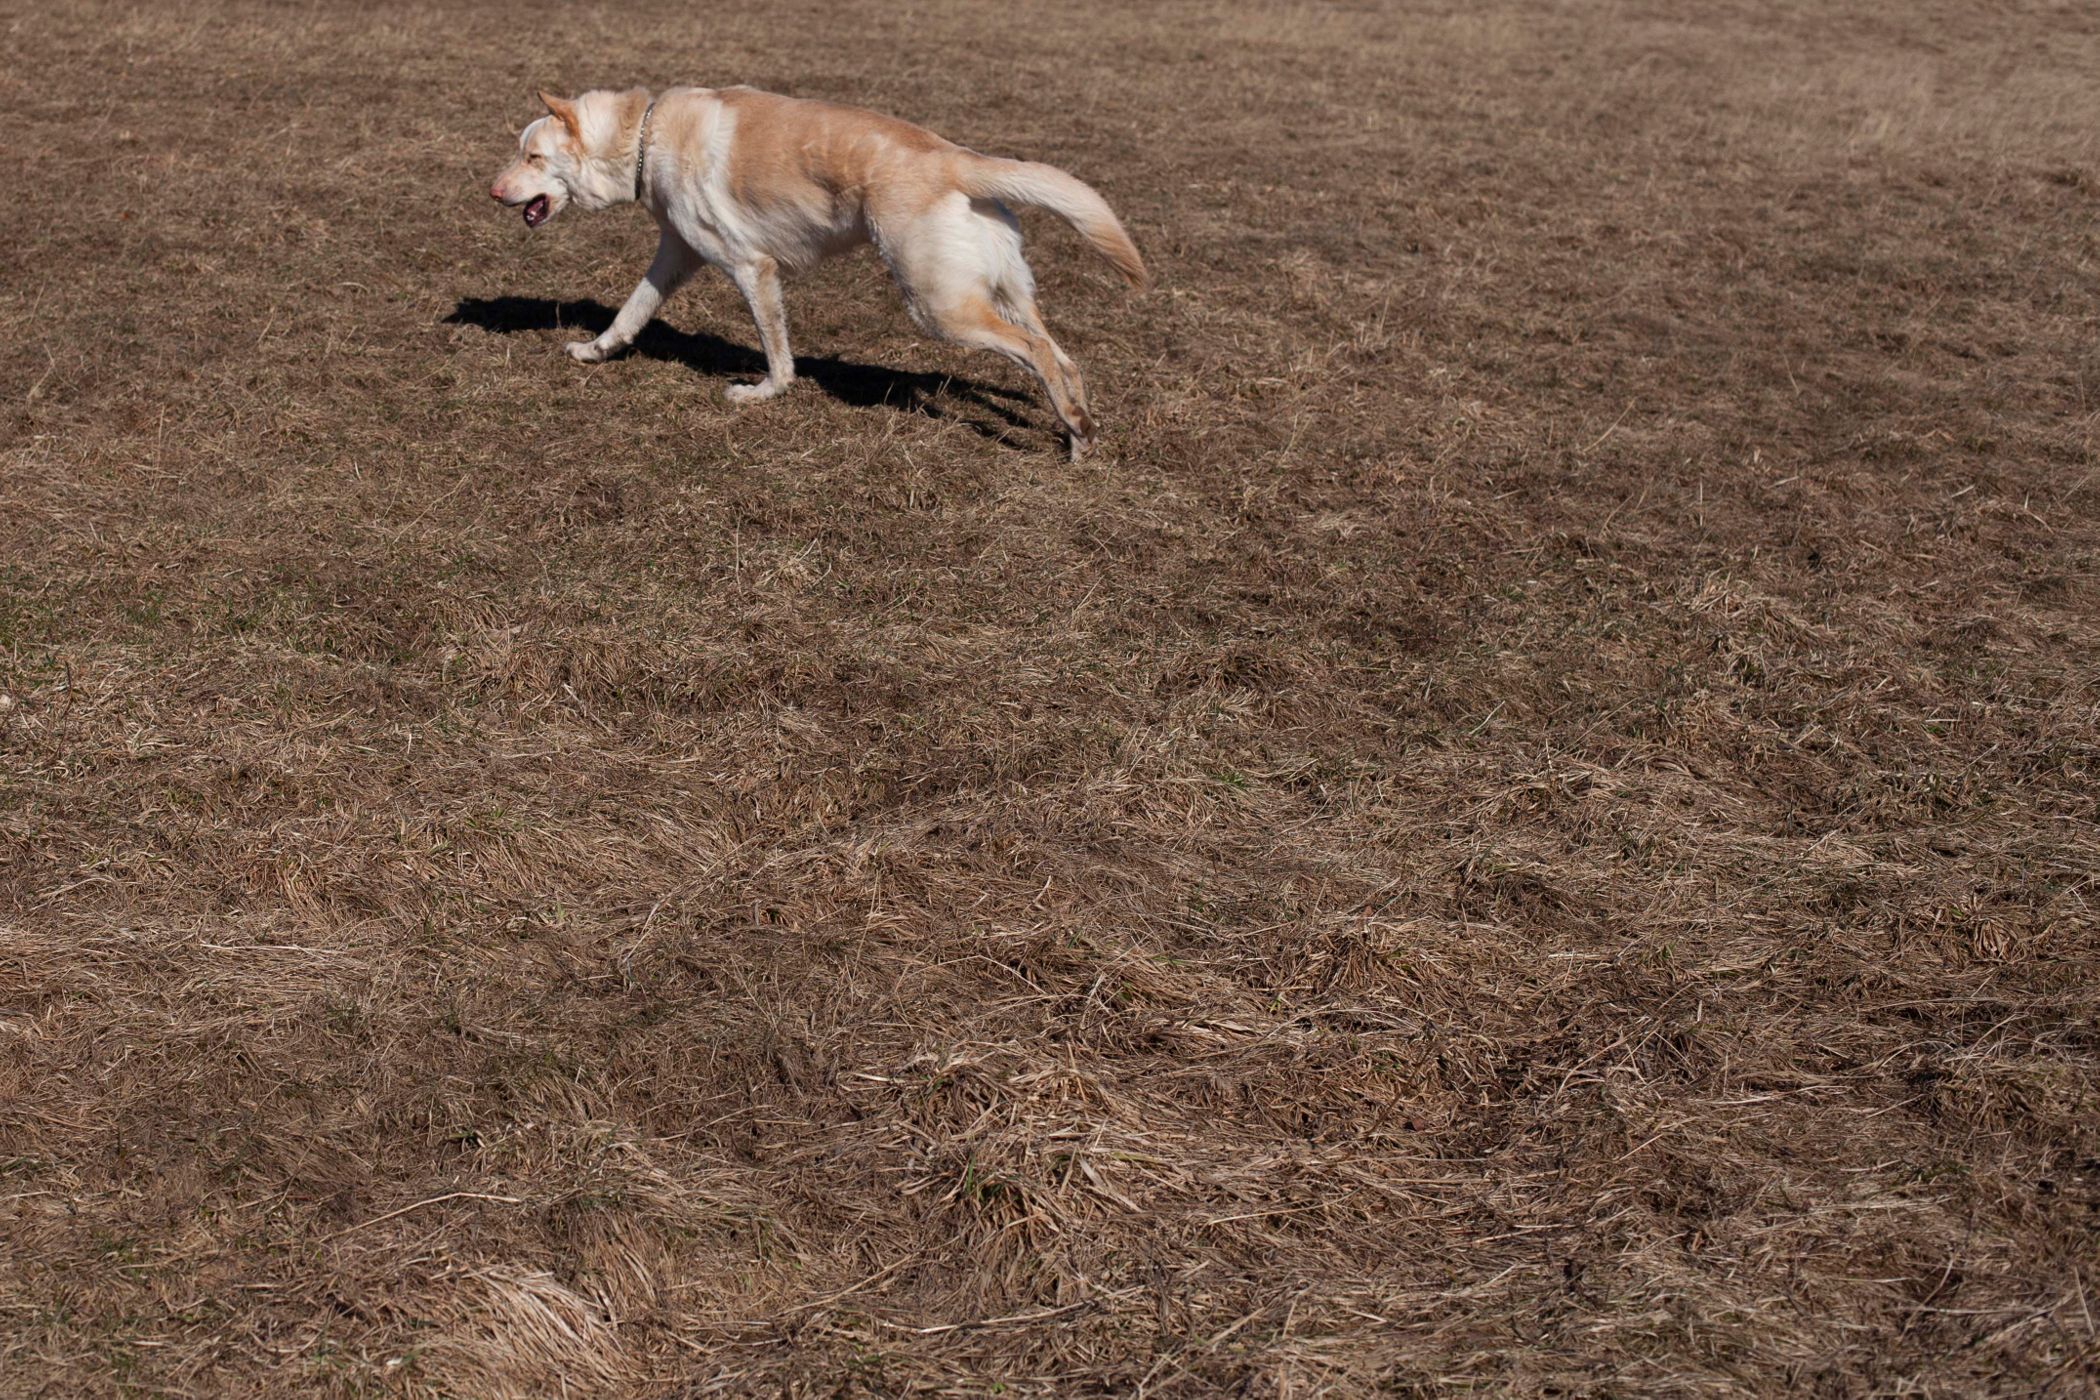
[955,153,1148,290]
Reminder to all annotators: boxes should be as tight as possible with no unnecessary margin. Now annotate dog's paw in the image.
[1067,432,1098,463]
[725,379,787,405]
[566,340,607,364]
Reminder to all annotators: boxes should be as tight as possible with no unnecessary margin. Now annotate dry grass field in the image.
[5,0,2100,1393]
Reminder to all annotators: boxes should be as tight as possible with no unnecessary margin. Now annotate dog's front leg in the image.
[724,258,796,403]
[568,233,701,363]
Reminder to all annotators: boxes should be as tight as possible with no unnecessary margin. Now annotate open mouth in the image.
[522,194,550,228]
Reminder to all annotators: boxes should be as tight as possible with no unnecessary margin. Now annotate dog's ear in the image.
[537,90,583,143]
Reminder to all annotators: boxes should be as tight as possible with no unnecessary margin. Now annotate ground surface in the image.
[4,0,2099,1394]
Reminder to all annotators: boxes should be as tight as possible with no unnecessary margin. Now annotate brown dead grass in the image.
[4,0,2100,1394]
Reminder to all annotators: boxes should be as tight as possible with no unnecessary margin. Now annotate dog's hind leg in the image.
[937,295,1098,459]
[725,257,796,403]
[995,290,1093,448]
[568,232,701,363]
[880,192,1098,456]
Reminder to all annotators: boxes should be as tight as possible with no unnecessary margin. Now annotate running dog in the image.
[488,86,1147,457]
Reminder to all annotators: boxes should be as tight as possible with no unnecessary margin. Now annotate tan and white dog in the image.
[489,86,1146,456]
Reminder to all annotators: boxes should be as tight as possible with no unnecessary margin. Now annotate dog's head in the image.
[489,91,592,229]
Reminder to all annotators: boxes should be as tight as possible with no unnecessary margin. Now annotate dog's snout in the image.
[489,183,505,202]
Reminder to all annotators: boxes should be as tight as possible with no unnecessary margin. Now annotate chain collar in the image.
[633,99,656,201]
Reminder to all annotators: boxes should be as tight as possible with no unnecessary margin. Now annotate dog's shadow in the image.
[445,296,1038,441]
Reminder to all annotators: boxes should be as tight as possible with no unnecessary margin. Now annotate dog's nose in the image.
[489,184,504,202]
